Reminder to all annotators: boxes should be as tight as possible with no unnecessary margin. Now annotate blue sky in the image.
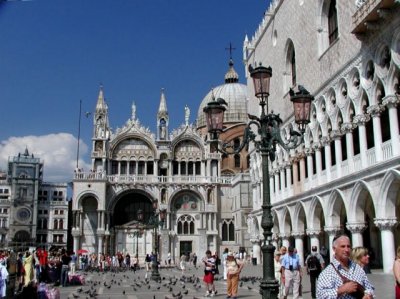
[0,0,269,181]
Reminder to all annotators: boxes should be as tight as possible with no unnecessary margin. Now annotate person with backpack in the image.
[305,246,325,299]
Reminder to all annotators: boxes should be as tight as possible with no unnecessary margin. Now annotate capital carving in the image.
[304,148,313,156]
[346,222,367,233]
[366,104,385,117]
[341,122,356,134]
[374,218,398,230]
[330,129,343,140]
[320,136,331,146]
[311,142,322,151]
[292,231,305,238]
[382,95,400,108]
[306,229,321,237]
[280,233,291,240]
[324,226,342,236]
[353,114,371,125]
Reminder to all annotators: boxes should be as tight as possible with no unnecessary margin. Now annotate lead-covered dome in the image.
[197,59,248,129]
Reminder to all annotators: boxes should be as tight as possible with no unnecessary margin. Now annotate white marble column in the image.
[293,232,305,266]
[313,143,322,184]
[346,222,367,247]
[367,104,384,162]
[383,95,400,155]
[332,131,343,177]
[354,114,370,168]
[321,137,332,181]
[306,229,321,250]
[375,218,398,273]
[305,149,313,187]
[341,123,355,172]
[281,234,290,249]
[285,162,292,196]
[324,226,342,260]
[98,234,104,254]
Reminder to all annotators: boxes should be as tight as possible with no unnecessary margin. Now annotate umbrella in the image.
[77,249,89,255]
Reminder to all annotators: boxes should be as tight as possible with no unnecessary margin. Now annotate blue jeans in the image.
[61,265,69,287]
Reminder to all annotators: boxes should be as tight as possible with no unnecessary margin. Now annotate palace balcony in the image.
[352,0,398,35]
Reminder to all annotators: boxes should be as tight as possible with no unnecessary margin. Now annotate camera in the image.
[289,265,293,271]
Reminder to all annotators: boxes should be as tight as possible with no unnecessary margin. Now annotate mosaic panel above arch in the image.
[172,193,202,212]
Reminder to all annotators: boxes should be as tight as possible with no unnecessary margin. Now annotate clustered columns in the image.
[292,231,305,266]
[374,218,398,272]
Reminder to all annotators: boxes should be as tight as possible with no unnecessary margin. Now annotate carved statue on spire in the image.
[131,102,136,120]
[184,105,190,126]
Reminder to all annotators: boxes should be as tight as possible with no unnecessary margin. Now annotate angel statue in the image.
[184,105,190,125]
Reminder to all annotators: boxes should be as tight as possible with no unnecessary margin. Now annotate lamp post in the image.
[137,200,167,282]
[203,63,313,299]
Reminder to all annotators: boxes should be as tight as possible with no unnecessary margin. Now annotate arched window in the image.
[222,219,235,241]
[234,154,241,168]
[59,219,64,230]
[285,40,296,91]
[177,215,195,235]
[328,0,338,44]
[53,219,58,230]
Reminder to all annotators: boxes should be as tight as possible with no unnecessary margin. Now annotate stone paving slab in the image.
[57,264,394,299]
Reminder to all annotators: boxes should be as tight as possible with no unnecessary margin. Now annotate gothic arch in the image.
[308,196,325,230]
[377,169,400,218]
[292,201,307,233]
[349,180,376,222]
[282,206,293,234]
[326,189,347,228]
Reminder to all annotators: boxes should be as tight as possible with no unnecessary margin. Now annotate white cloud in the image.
[0,133,91,182]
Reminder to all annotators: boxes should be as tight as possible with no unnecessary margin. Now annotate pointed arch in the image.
[292,201,307,233]
[348,180,375,222]
[308,196,324,229]
[377,169,400,218]
[326,189,347,227]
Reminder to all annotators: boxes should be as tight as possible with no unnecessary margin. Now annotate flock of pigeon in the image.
[66,268,262,299]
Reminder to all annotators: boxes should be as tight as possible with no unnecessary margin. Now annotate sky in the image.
[0,0,270,182]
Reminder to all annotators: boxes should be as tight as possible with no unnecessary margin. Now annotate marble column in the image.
[313,143,322,184]
[285,162,292,196]
[293,231,305,266]
[367,104,385,162]
[383,95,400,155]
[374,218,398,273]
[324,226,342,260]
[346,222,367,247]
[341,122,355,172]
[281,234,290,249]
[353,114,371,168]
[306,229,321,250]
[98,234,104,254]
[305,148,314,187]
[331,130,343,177]
[321,137,332,181]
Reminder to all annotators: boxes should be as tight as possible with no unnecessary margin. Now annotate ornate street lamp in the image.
[137,200,166,281]
[204,63,313,299]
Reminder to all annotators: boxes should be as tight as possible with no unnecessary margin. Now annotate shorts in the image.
[203,271,214,284]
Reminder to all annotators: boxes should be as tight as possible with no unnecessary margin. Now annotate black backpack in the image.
[307,255,321,271]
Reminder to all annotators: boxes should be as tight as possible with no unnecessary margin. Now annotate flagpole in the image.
[76,100,82,169]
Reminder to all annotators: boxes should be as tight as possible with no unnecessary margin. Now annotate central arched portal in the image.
[110,192,155,257]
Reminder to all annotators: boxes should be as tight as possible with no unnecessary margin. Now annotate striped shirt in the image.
[316,257,375,298]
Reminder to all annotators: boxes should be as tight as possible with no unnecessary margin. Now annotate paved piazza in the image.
[58,264,394,299]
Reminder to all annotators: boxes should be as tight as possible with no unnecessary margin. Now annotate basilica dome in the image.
[197,59,248,129]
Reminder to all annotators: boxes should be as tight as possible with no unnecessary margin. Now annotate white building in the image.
[245,0,400,272]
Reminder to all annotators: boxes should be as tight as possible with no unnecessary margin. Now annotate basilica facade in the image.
[71,61,253,263]
[244,0,400,273]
